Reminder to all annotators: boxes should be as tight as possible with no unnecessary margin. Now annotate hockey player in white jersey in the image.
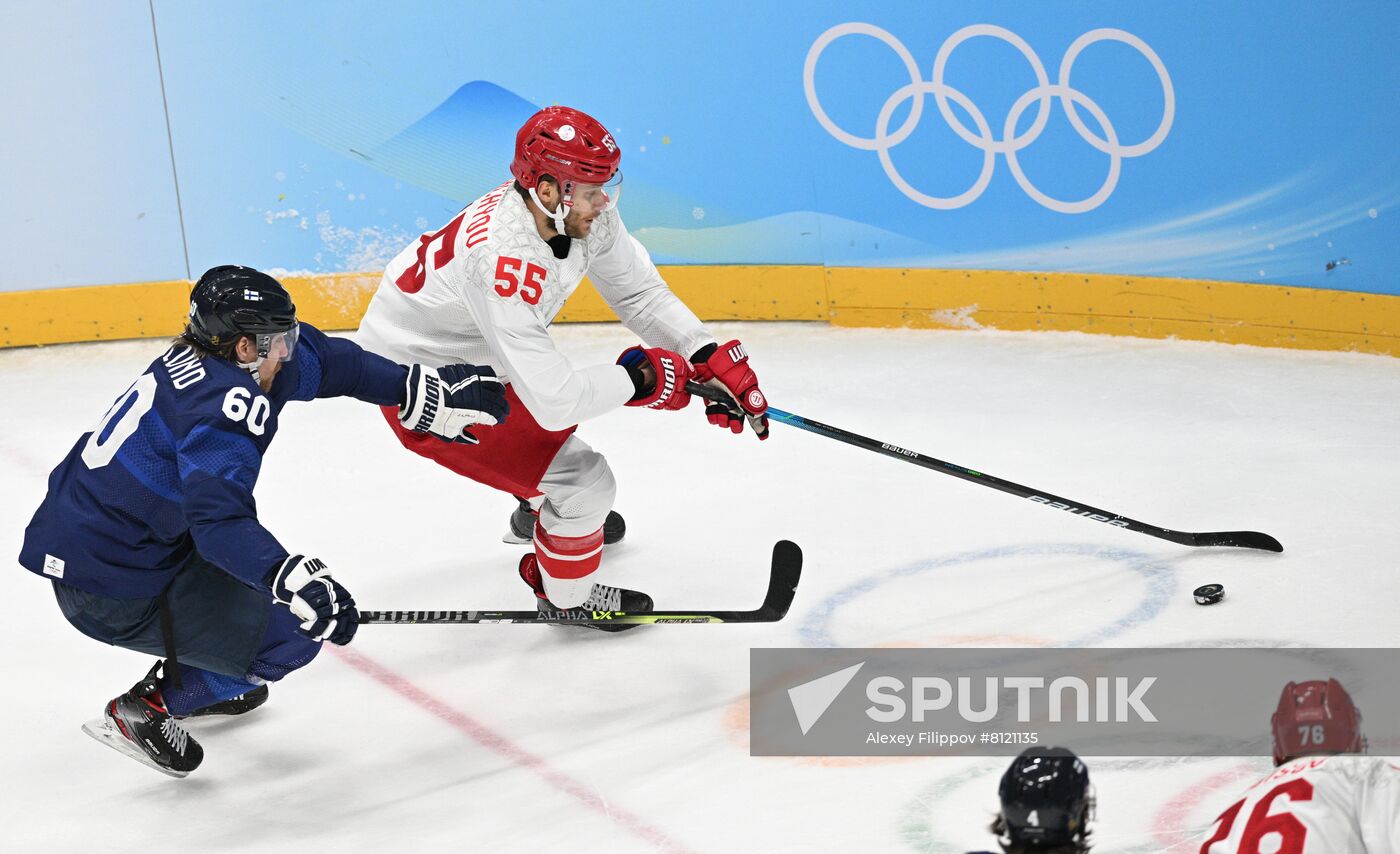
[355,106,770,629]
[1199,678,1400,853]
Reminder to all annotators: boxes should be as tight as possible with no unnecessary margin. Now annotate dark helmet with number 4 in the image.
[994,746,1093,852]
[186,265,300,369]
[1271,678,1365,766]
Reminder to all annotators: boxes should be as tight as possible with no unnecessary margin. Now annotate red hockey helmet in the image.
[511,106,620,190]
[1271,679,1365,765]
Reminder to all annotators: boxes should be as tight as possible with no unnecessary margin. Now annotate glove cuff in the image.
[268,554,326,602]
[267,554,304,600]
[263,556,288,592]
[619,348,688,409]
[399,366,441,432]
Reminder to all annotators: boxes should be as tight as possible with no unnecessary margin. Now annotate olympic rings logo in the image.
[803,23,1174,214]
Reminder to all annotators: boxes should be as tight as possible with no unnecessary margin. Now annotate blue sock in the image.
[160,664,260,717]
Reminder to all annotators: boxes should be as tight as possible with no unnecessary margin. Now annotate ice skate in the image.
[81,661,203,778]
[503,497,626,546]
[518,553,651,633]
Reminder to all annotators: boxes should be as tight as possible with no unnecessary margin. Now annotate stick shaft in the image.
[688,382,1280,552]
[361,610,748,625]
[769,406,1164,533]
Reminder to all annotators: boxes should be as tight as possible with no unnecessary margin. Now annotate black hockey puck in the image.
[1193,583,1225,606]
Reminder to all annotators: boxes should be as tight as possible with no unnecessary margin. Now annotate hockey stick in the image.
[360,540,802,625]
[687,382,1282,552]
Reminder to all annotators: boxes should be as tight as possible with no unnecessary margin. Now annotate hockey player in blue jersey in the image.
[967,747,1095,854]
[18,265,510,777]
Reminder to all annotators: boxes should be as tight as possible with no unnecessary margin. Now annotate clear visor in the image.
[255,324,299,363]
[567,172,623,215]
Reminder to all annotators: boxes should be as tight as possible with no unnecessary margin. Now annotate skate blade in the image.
[81,718,188,778]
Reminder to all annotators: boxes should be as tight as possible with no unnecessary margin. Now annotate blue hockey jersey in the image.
[19,324,406,598]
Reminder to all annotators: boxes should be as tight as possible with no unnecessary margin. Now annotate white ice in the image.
[2,323,1397,853]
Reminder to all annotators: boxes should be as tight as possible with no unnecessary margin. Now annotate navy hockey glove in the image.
[268,555,359,645]
[401,363,509,444]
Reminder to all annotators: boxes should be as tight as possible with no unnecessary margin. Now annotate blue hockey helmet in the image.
[187,265,299,366]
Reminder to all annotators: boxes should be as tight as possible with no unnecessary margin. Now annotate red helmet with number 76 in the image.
[511,106,620,190]
[1271,678,1365,766]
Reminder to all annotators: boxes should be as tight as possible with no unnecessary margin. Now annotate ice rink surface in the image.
[2,322,1397,853]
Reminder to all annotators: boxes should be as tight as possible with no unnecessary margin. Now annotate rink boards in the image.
[4,267,1399,356]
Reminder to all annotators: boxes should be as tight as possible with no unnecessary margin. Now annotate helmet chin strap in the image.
[528,183,572,236]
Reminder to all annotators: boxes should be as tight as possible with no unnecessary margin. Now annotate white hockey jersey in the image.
[1199,755,1400,853]
[355,181,715,430]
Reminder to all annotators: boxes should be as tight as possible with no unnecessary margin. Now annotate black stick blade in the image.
[361,540,806,624]
[760,540,803,620]
[1191,530,1284,552]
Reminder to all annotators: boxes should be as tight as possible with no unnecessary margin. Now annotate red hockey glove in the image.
[693,340,769,440]
[617,346,696,411]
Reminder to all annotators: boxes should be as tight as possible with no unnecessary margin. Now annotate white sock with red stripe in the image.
[534,523,604,608]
